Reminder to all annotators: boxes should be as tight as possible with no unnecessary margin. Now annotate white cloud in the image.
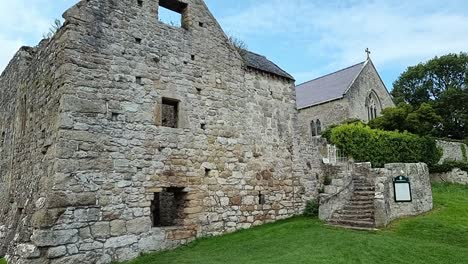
[0,0,58,73]
[219,0,468,79]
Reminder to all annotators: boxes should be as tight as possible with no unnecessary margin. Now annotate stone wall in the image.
[431,168,468,185]
[1,0,316,263]
[437,140,468,164]
[373,163,433,227]
[0,33,67,258]
[297,99,349,135]
[345,60,395,123]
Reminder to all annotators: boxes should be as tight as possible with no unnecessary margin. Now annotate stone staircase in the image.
[328,177,376,230]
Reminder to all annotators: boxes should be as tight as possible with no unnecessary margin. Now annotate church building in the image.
[295,56,395,138]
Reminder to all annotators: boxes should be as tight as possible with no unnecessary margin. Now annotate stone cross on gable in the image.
[365,48,371,59]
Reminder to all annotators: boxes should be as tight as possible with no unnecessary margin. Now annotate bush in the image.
[429,160,468,173]
[303,200,319,217]
[328,123,442,168]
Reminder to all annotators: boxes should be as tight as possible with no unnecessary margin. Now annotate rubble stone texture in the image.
[0,0,317,263]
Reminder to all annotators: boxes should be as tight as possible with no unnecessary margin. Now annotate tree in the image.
[369,103,442,136]
[392,53,468,139]
[228,35,248,57]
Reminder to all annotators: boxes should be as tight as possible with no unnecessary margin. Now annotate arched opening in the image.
[366,91,381,121]
[316,119,322,135]
[310,120,316,137]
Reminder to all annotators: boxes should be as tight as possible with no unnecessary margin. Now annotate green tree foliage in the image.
[328,123,442,168]
[392,53,468,139]
[370,103,442,136]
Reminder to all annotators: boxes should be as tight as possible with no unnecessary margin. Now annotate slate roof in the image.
[243,51,294,80]
[295,61,366,109]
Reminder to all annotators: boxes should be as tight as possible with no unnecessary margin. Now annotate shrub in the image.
[328,123,442,168]
[429,160,468,173]
[323,175,332,186]
[303,200,319,217]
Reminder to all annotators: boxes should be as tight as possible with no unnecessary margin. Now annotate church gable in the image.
[344,59,395,122]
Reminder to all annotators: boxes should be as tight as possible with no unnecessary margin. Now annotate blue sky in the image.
[1,0,467,89]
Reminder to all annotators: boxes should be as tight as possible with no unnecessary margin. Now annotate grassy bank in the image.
[124,183,468,264]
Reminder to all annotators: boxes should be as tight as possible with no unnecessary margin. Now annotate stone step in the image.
[354,187,375,191]
[327,224,378,231]
[350,196,374,201]
[337,209,374,215]
[347,201,374,206]
[354,191,375,196]
[344,204,374,210]
[333,214,374,220]
[328,219,375,228]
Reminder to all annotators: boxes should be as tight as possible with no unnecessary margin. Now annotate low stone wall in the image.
[373,163,433,227]
[431,169,468,185]
[437,140,468,164]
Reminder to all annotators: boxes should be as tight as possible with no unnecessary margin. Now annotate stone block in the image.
[31,229,78,247]
[104,235,138,249]
[138,234,165,251]
[91,222,110,239]
[110,220,127,236]
[17,244,40,259]
[47,246,67,259]
[126,218,151,234]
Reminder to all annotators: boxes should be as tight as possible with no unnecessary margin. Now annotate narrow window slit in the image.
[136,76,142,85]
[258,192,266,205]
[111,112,119,121]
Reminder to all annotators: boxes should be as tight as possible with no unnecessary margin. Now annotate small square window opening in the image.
[161,98,179,128]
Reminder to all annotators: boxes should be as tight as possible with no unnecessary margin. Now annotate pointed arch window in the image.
[316,119,322,135]
[310,120,316,137]
[366,91,381,121]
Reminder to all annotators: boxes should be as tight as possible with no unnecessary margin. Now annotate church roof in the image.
[243,51,294,80]
[295,61,366,109]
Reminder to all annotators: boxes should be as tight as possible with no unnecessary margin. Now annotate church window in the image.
[151,187,187,227]
[366,91,381,121]
[316,119,322,135]
[1,131,5,146]
[310,120,316,137]
[158,0,188,29]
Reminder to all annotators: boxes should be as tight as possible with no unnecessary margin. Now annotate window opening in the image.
[161,98,179,128]
[151,187,187,227]
[158,0,188,28]
[316,119,322,135]
[310,120,316,137]
[258,192,266,205]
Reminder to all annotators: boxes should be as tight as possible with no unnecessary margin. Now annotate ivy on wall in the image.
[325,123,442,168]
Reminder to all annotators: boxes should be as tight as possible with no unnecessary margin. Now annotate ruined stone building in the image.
[0,0,324,263]
[295,59,395,138]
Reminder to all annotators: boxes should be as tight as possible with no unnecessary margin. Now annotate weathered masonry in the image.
[0,0,315,263]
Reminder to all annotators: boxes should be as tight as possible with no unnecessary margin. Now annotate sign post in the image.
[393,176,412,203]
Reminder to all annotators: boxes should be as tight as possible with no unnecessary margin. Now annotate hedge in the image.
[326,123,442,168]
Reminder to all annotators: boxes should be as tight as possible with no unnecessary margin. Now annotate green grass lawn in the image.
[124,183,468,264]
